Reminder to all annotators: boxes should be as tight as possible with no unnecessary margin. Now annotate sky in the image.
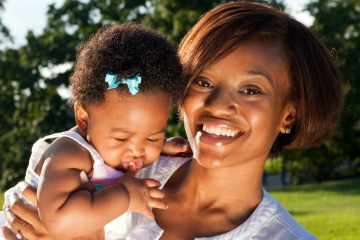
[1,0,314,49]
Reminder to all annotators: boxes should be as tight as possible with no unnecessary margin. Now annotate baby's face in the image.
[85,90,172,171]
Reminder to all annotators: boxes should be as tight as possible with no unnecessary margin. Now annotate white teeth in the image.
[226,129,232,137]
[202,124,238,137]
[214,128,221,135]
[209,126,215,134]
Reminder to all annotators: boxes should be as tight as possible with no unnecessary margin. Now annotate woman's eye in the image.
[242,88,262,95]
[195,80,213,88]
[147,138,159,143]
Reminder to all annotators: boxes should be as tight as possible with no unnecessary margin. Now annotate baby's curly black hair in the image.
[68,22,184,108]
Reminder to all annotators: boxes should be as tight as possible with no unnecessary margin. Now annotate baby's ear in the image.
[74,104,89,136]
[279,103,296,134]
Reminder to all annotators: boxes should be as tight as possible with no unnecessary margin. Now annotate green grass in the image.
[269,180,360,240]
[1,181,359,239]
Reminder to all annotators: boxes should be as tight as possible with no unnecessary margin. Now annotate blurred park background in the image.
[0,0,359,239]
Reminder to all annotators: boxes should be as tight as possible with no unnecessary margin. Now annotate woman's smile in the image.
[202,124,240,137]
[196,120,244,146]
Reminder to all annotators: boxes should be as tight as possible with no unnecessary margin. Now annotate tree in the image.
[283,0,360,184]
[1,0,284,190]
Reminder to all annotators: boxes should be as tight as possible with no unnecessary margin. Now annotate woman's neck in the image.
[173,156,265,220]
[155,156,268,239]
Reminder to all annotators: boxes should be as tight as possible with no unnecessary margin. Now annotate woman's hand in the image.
[1,181,58,240]
[161,137,193,157]
[1,181,104,240]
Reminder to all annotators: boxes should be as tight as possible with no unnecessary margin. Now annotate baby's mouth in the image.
[200,124,241,137]
[120,161,144,172]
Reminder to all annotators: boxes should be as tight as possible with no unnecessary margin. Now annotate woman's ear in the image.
[74,104,89,136]
[279,103,296,134]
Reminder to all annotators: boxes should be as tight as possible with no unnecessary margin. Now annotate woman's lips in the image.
[197,124,243,146]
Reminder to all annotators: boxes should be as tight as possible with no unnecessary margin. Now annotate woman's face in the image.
[183,40,295,169]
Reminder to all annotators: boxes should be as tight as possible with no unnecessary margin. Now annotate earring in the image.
[285,128,291,134]
[83,126,86,129]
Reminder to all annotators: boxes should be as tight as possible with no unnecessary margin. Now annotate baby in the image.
[3,23,189,239]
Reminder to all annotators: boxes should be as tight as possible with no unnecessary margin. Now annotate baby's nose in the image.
[126,143,145,157]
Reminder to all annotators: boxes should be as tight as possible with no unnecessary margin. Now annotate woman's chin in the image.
[193,148,232,169]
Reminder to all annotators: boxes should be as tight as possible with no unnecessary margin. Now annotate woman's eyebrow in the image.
[244,71,273,85]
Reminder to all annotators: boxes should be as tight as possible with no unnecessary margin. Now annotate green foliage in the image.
[264,157,283,175]
[3,0,359,188]
[0,0,284,190]
[270,180,360,239]
[0,190,3,207]
[282,0,360,184]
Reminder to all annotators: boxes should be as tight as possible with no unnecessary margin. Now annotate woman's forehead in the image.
[201,40,288,82]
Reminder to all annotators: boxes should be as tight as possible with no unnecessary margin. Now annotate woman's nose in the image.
[204,87,238,116]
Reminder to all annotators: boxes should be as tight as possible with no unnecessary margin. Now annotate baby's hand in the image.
[161,137,193,157]
[118,162,167,220]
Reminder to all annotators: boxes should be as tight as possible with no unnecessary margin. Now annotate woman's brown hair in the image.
[178,2,344,156]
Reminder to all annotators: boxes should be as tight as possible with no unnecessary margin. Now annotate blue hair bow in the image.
[105,71,141,95]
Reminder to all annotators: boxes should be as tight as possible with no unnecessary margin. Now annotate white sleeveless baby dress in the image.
[1,129,135,240]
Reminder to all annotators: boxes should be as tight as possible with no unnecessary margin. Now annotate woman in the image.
[2,2,343,239]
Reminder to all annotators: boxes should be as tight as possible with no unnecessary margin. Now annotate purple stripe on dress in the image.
[90,177,123,185]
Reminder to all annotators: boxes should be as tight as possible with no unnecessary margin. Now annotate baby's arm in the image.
[37,137,162,238]
[2,183,105,240]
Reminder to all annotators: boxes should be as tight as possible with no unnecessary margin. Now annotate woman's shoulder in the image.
[248,190,318,240]
[211,190,318,240]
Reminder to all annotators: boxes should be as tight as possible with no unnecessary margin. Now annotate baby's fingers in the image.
[124,162,137,177]
[176,141,193,157]
[142,207,155,220]
[174,142,189,152]
[148,198,168,210]
[80,170,96,193]
[142,178,161,188]
[148,188,165,199]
